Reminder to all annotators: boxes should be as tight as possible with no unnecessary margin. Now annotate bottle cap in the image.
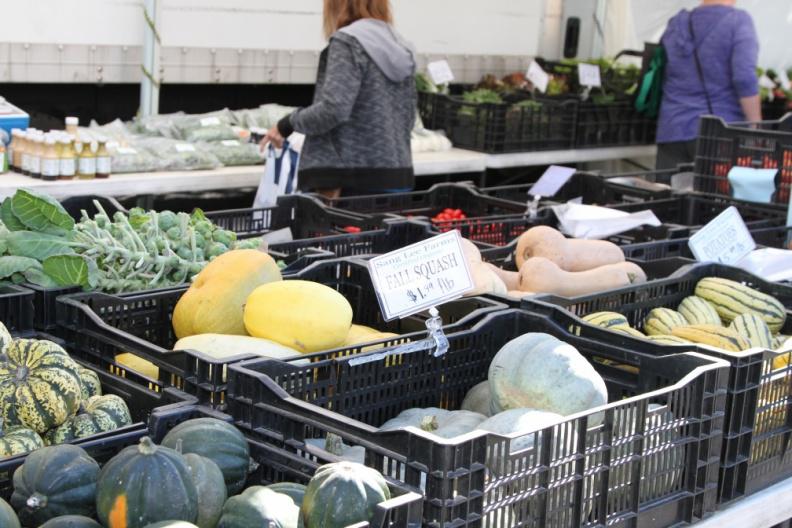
[65,116,79,126]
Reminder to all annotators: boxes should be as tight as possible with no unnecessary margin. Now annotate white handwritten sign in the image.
[578,63,602,88]
[368,231,474,320]
[527,61,550,93]
[427,60,454,85]
[689,206,756,264]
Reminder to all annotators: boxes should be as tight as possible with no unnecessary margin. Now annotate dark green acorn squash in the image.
[0,497,20,528]
[265,482,307,508]
[39,515,103,528]
[47,394,132,444]
[217,486,300,528]
[301,462,390,528]
[11,444,100,526]
[76,366,102,400]
[0,418,44,457]
[161,418,250,495]
[183,452,226,528]
[0,338,82,433]
[96,437,198,528]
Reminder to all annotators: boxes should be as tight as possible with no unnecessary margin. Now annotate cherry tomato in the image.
[343,226,361,233]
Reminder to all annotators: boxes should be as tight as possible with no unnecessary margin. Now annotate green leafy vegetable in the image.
[0,200,27,232]
[4,231,75,260]
[42,254,99,289]
[0,256,42,280]
[10,189,75,235]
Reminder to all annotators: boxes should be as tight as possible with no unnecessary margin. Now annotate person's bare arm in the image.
[739,94,762,122]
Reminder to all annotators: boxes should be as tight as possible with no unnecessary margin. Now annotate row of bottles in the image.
[6,129,111,180]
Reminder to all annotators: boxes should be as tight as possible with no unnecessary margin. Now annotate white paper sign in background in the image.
[527,61,550,93]
[368,231,474,320]
[529,165,577,197]
[578,63,602,87]
[688,207,756,265]
[427,60,455,85]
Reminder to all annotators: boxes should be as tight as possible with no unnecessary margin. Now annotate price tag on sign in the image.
[427,60,454,85]
[368,230,474,321]
[688,206,756,265]
[529,165,577,197]
[577,63,602,88]
[527,61,550,93]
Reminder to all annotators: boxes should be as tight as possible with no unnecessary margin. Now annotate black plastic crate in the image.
[315,183,529,222]
[525,263,792,505]
[205,194,379,239]
[480,169,675,206]
[148,404,423,528]
[418,92,578,153]
[0,331,194,499]
[59,194,128,221]
[575,98,657,148]
[55,258,506,409]
[621,226,792,263]
[0,284,34,333]
[226,308,728,528]
[611,193,787,231]
[431,211,689,247]
[693,114,792,204]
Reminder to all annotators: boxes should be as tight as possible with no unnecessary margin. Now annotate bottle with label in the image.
[18,132,29,175]
[7,129,19,172]
[41,135,60,181]
[0,143,6,174]
[65,116,79,136]
[29,133,43,179]
[95,140,111,179]
[77,138,96,180]
[59,136,77,180]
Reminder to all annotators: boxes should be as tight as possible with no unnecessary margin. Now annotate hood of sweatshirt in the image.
[337,18,416,82]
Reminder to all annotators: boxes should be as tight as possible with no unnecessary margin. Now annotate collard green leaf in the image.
[5,231,74,261]
[23,267,61,288]
[0,256,42,280]
[0,200,27,232]
[10,189,75,234]
[42,254,99,290]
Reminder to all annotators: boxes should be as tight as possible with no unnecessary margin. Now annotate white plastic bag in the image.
[253,141,300,209]
[551,202,661,239]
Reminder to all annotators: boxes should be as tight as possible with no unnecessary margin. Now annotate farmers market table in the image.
[486,144,658,169]
[0,148,489,199]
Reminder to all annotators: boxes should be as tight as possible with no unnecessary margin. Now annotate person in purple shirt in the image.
[656,0,761,171]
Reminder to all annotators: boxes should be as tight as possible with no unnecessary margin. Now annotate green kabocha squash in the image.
[183,451,227,528]
[143,523,199,528]
[0,338,83,433]
[39,515,103,528]
[264,482,307,508]
[0,497,20,528]
[161,418,250,495]
[47,394,132,445]
[0,418,44,457]
[96,437,198,528]
[11,444,100,526]
[76,366,102,400]
[217,486,300,528]
[301,462,391,528]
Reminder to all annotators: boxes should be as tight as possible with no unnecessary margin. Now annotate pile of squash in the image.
[118,249,398,379]
[462,226,647,299]
[0,323,132,461]
[0,416,393,528]
[582,276,792,369]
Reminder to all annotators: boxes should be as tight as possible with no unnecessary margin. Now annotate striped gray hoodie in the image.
[278,19,417,192]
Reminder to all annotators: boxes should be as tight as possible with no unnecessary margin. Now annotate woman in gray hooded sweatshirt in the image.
[265,0,416,198]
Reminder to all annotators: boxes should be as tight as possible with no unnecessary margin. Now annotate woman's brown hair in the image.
[323,0,392,38]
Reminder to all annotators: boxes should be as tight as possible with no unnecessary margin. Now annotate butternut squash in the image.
[465,262,508,297]
[485,263,519,291]
[518,257,641,297]
[514,226,625,271]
